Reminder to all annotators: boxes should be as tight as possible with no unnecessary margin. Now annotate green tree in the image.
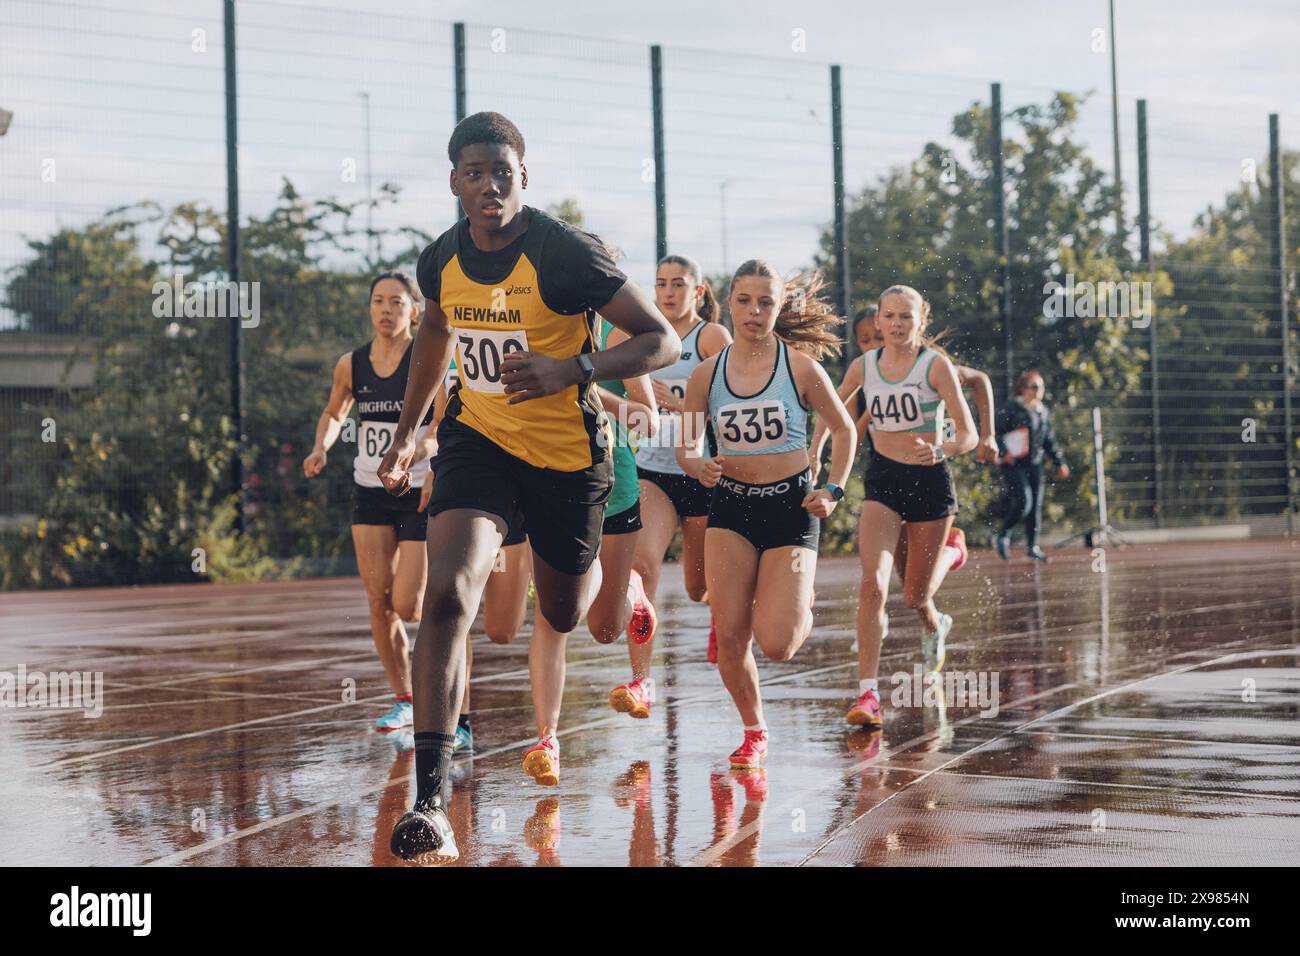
[1,183,431,588]
[1156,151,1300,525]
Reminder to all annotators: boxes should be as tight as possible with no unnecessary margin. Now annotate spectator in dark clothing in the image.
[995,369,1069,561]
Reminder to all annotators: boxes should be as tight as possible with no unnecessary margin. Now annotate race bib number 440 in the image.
[716,400,789,452]
[868,386,925,431]
[455,329,529,394]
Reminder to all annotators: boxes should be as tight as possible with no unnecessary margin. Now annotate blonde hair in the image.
[731,259,843,360]
[877,284,952,356]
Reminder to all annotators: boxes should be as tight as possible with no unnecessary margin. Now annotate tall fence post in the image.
[830,64,851,363]
[650,45,666,263]
[1270,114,1295,534]
[1108,0,1125,255]
[1092,407,1109,546]
[1137,98,1162,527]
[991,82,1012,398]
[222,0,244,531]
[452,22,466,223]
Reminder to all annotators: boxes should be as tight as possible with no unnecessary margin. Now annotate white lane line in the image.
[1017,728,1300,752]
[690,632,1280,866]
[31,649,619,769]
[142,656,870,866]
[791,645,1300,866]
[927,768,1300,803]
[690,680,1084,867]
[142,630,1288,865]
[34,693,399,769]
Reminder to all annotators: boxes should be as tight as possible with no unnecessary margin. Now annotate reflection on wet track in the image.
[1,540,1297,865]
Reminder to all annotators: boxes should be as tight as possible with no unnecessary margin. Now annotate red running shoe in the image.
[609,677,652,719]
[707,617,718,665]
[733,767,769,803]
[728,729,769,769]
[626,571,657,645]
[946,527,968,571]
[522,732,560,786]
[846,688,883,728]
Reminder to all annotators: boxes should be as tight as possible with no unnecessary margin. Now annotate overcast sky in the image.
[2,0,1297,316]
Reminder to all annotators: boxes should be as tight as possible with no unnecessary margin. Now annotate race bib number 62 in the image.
[455,329,529,394]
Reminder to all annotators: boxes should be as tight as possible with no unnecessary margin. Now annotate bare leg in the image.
[678,515,709,603]
[587,531,640,644]
[530,608,567,736]
[902,517,955,634]
[629,481,678,680]
[856,503,903,681]
[531,546,601,635]
[411,510,504,734]
[484,544,532,643]
[705,528,763,727]
[390,539,428,623]
[750,546,817,663]
[352,524,411,696]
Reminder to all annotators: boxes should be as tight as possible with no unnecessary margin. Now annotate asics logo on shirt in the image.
[681,351,692,360]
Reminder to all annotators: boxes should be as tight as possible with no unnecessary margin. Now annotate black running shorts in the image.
[351,484,428,542]
[862,449,958,522]
[602,499,642,536]
[427,417,612,574]
[637,467,712,519]
[707,470,820,554]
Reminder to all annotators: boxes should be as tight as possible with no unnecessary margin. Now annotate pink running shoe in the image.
[728,729,769,769]
[522,732,560,786]
[626,571,657,645]
[609,677,652,719]
[846,688,884,728]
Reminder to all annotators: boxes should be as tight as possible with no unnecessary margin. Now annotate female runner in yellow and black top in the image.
[379,112,677,862]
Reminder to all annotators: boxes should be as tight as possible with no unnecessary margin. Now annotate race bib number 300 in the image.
[716,400,789,452]
[868,386,924,431]
[455,329,529,394]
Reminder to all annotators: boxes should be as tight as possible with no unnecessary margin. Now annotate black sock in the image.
[457,714,471,730]
[413,731,455,812]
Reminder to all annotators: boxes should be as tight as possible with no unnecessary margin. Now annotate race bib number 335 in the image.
[455,329,529,394]
[717,400,788,452]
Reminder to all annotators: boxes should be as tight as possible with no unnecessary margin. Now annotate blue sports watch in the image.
[823,483,844,501]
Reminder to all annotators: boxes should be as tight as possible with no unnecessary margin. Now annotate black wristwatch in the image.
[574,353,596,388]
[822,482,845,501]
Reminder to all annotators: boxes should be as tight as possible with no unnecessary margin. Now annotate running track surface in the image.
[1,540,1298,867]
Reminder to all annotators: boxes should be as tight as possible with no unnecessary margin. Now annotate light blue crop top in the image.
[706,340,808,457]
